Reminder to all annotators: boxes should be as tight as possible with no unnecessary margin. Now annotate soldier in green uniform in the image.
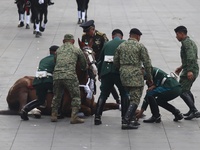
[136,67,183,123]
[174,26,200,120]
[80,20,121,104]
[94,29,128,125]
[114,28,153,130]
[51,34,87,124]
[20,45,59,120]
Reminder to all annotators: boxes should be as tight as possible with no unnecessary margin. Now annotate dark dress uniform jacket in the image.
[33,54,55,86]
[82,30,108,60]
[97,37,125,77]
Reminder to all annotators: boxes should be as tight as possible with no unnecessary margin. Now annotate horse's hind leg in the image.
[40,5,48,32]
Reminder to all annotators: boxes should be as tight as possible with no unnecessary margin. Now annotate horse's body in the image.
[4,75,118,116]
[30,0,48,37]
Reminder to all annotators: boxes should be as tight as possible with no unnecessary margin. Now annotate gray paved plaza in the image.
[0,0,200,150]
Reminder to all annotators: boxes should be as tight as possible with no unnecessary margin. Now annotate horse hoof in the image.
[77,19,82,24]
[35,31,42,38]
[18,22,24,28]
[26,24,30,29]
[33,31,36,34]
[39,27,45,32]
[48,2,54,5]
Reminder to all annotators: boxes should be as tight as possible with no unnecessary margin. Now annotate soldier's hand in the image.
[175,66,182,75]
[187,71,194,80]
[135,109,144,121]
[147,85,156,91]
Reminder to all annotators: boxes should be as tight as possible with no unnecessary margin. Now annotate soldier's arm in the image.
[140,45,153,82]
[113,47,120,69]
[97,45,106,74]
[184,41,197,72]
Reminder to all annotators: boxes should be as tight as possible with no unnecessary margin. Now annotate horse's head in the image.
[78,38,97,78]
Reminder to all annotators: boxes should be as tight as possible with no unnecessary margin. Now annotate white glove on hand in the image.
[38,0,44,4]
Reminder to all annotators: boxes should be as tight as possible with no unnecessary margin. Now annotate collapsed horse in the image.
[0,40,119,119]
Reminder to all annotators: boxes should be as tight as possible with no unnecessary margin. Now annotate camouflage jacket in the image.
[82,30,108,60]
[114,38,152,87]
[180,36,199,77]
[53,42,87,80]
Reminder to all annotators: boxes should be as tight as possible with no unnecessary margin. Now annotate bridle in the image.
[82,46,97,78]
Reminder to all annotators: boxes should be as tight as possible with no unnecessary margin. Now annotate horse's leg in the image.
[80,105,91,116]
[103,103,119,111]
[85,0,89,21]
[25,3,31,29]
[40,4,48,32]
[17,1,25,27]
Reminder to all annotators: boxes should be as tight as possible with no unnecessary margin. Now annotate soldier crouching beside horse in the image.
[20,45,59,121]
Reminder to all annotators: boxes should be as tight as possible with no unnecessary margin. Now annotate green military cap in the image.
[64,34,74,40]
[49,45,59,51]
[129,28,142,35]
[174,26,187,33]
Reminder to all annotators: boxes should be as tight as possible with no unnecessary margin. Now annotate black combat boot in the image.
[122,103,138,130]
[20,100,41,120]
[143,96,161,123]
[183,91,195,116]
[94,97,106,125]
[143,116,161,123]
[180,92,200,120]
[173,109,183,122]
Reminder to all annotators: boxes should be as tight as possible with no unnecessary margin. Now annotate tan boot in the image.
[51,112,58,122]
[70,107,84,124]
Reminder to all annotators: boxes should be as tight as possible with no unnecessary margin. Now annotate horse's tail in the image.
[0,109,19,115]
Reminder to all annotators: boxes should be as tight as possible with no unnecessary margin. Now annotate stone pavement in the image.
[0,0,200,149]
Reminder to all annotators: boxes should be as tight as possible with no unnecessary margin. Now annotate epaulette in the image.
[82,33,86,36]
[96,31,105,36]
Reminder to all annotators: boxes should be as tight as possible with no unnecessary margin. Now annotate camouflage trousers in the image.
[125,86,144,106]
[51,79,81,114]
[179,76,197,93]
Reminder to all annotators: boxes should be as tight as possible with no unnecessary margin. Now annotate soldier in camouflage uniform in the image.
[51,34,87,124]
[80,20,121,104]
[174,26,200,120]
[114,28,153,130]
[20,45,59,121]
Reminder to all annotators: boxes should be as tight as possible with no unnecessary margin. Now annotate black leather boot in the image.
[122,104,138,130]
[143,96,161,123]
[94,97,106,125]
[143,116,161,123]
[183,91,195,116]
[184,111,200,120]
[20,100,40,121]
[180,92,199,120]
[173,109,183,122]
[183,110,192,116]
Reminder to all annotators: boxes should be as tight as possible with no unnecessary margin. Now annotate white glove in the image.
[38,0,44,4]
